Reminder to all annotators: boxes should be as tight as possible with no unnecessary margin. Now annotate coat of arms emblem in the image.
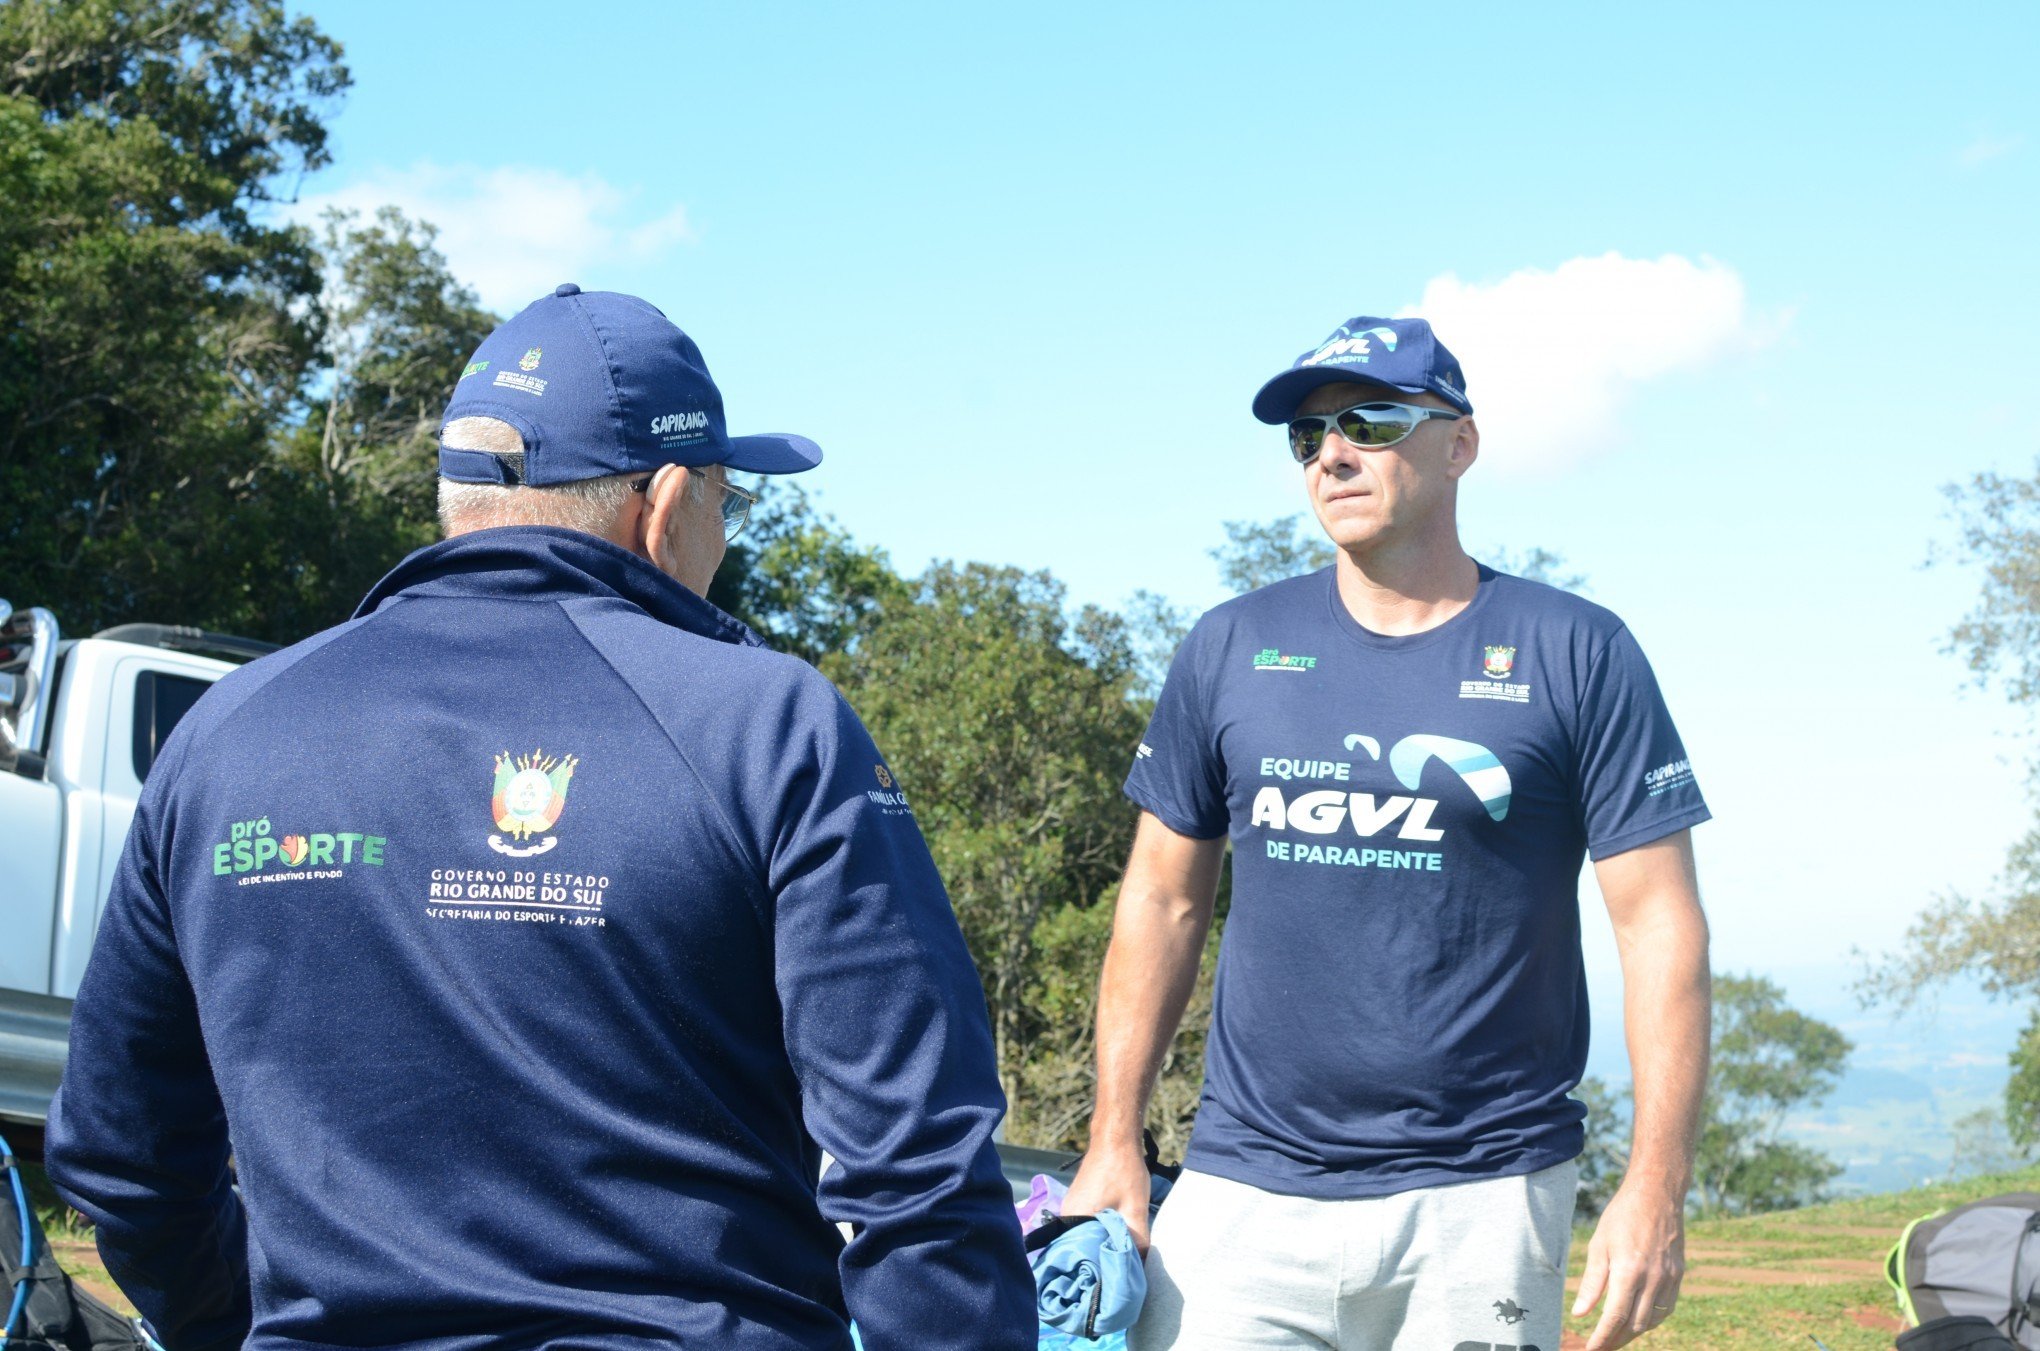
[1483,645,1517,679]
[519,346,542,372]
[489,748,578,857]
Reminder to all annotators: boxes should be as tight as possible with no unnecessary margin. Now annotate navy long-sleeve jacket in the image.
[45,526,1035,1351]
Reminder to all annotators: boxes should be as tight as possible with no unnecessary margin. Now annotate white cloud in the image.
[1399,252,1773,472]
[292,164,695,312]
[1957,133,2024,170]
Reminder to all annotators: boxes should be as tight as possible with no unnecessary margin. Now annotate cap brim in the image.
[1250,369,1422,424]
[724,433,822,475]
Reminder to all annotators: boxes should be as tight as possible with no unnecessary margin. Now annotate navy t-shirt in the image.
[1125,564,1709,1199]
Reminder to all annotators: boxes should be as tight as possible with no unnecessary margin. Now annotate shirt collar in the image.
[352,526,767,649]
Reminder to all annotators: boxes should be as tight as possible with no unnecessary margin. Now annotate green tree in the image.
[833,563,1149,1136]
[302,208,496,515]
[1949,1103,2034,1180]
[708,482,908,667]
[1118,588,1191,701]
[1693,974,1850,1216]
[1211,516,1335,593]
[710,500,1216,1152]
[1864,463,2040,1143]
[0,0,346,634]
[255,208,499,638]
[1575,1075,1632,1222]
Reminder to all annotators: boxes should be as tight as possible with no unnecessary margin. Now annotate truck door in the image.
[49,653,217,998]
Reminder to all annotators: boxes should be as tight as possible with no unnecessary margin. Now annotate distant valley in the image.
[1584,964,2025,1194]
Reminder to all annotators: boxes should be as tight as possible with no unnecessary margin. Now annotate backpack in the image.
[1897,1316,2022,1351]
[1,1132,151,1351]
[1888,1193,2040,1348]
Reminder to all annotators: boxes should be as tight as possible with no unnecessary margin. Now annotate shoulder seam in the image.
[165,613,380,773]
[555,602,772,896]
[1576,621,1629,731]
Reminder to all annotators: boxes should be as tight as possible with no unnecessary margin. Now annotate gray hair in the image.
[435,416,711,536]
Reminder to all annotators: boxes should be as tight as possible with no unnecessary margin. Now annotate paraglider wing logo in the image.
[488,749,579,857]
[1388,734,1512,822]
[1303,324,1400,368]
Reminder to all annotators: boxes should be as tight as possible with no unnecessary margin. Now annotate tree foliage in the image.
[0,1,498,642]
[3,0,348,220]
[1119,588,1191,701]
[1950,1103,2034,1179]
[255,208,497,638]
[832,563,1150,1139]
[0,0,344,634]
[1692,974,1850,1216]
[1212,516,1335,593]
[1575,1075,1632,1222]
[1864,464,2040,1147]
[708,483,909,667]
[1576,976,1849,1222]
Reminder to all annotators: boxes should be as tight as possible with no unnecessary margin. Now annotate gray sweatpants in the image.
[1130,1160,1579,1351]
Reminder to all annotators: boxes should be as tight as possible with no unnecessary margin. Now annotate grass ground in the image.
[1559,1165,2040,1351]
[19,1158,2040,1346]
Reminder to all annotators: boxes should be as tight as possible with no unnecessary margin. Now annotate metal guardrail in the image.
[0,988,70,1126]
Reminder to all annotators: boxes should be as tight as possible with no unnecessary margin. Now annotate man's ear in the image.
[1446,416,1480,480]
[641,464,692,571]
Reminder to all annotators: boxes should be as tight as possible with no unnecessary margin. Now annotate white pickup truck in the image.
[0,599,274,1128]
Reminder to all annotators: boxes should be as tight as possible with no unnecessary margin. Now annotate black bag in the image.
[1897,1316,2023,1351]
[2,1132,149,1351]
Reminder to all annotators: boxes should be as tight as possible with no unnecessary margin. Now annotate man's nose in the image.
[1313,423,1366,472]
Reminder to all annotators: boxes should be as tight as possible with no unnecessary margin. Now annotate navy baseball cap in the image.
[438,283,821,485]
[1250,315,1473,424]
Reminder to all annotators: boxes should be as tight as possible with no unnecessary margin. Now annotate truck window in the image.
[130,671,211,781]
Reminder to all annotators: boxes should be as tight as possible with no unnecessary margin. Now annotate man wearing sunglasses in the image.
[47,285,1036,1351]
[1065,316,1710,1351]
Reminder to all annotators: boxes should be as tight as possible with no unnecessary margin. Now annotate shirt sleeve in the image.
[1573,624,1712,860]
[44,764,251,1351]
[766,684,1036,1351]
[1123,620,1229,838]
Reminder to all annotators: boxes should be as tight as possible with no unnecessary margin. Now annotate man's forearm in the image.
[1089,851,1217,1150]
[1617,904,1710,1195]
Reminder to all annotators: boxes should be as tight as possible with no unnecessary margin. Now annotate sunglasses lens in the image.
[1288,420,1327,462]
[1335,406,1417,447]
[721,486,752,542]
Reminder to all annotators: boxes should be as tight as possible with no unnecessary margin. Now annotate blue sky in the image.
[298,1,2039,1017]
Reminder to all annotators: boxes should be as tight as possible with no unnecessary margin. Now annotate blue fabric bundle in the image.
[1028,1209,1146,1339]
[1038,1332,1126,1350]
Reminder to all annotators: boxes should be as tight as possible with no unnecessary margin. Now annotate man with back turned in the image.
[48,284,1036,1351]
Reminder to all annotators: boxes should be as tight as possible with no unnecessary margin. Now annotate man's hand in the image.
[1571,1179,1686,1351]
[1064,813,1223,1255]
[1576,831,1708,1351]
[1061,1144,1155,1252]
